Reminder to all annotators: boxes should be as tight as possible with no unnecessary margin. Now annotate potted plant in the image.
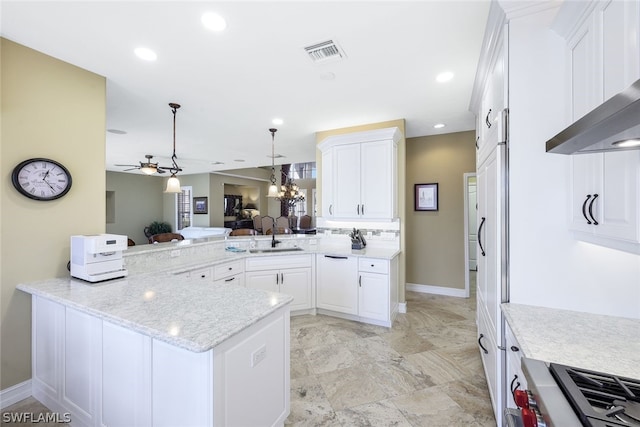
[144,221,172,238]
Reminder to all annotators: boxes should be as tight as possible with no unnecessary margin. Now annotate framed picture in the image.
[415,183,438,211]
[193,197,208,214]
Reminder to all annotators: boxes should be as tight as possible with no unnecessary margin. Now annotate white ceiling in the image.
[1,1,489,175]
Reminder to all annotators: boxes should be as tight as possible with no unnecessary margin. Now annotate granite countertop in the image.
[502,303,640,379]
[17,273,293,353]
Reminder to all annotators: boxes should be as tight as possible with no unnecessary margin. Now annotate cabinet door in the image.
[570,154,602,233]
[360,140,395,219]
[280,268,312,311]
[321,148,334,218]
[332,144,361,218]
[213,274,245,287]
[358,272,388,321]
[245,271,278,293]
[504,322,527,411]
[477,295,503,427]
[316,255,358,314]
[601,0,640,101]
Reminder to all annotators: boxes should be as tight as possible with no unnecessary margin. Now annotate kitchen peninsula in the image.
[17,233,400,427]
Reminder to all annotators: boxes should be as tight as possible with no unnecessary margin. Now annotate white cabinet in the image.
[316,254,358,315]
[357,257,398,325]
[562,0,640,254]
[504,322,527,411]
[318,127,401,220]
[317,254,398,327]
[213,259,245,287]
[245,254,313,312]
[31,295,290,427]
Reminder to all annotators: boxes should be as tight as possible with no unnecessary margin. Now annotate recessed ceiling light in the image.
[434,123,446,129]
[320,71,336,80]
[134,47,157,61]
[211,161,225,165]
[201,12,226,32]
[436,72,454,83]
[272,118,284,125]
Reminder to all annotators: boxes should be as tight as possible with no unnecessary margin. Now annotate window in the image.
[289,162,316,180]
[176,186,192,230]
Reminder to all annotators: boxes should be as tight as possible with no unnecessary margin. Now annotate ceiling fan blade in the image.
[114,164,139,167]
[122,167,138,171]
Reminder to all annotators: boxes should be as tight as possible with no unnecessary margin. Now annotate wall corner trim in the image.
[406,283,468,298]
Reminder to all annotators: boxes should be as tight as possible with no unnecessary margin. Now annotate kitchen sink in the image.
[249,247,304,254]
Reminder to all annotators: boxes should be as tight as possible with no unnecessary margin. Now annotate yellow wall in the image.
[315,119,407,302]
[405,131,476,289]
[1,39,106,389]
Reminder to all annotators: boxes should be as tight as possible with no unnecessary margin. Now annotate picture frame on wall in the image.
[415,183,438,211]
[194,197,208,214]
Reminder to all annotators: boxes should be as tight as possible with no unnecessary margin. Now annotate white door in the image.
[245,271,278,293]
[360,140,394,218]
[467,176,478,270]
[358,272,388,321]
[279,268,312,311]
[332,144,361,218]
[316,255,358,314]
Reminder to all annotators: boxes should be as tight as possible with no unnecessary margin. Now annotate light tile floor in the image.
[286,273,496,426]
[3,273,495,427]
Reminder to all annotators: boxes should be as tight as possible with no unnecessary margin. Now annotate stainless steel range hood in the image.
[546,78,640,154]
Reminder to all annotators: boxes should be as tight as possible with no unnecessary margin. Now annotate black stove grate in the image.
[550,363,640,427]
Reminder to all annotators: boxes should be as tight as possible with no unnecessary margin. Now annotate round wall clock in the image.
[11,158,72,201]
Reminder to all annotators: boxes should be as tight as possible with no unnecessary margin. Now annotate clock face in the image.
[11,158,72,201]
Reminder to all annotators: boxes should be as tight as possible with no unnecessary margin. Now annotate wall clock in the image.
[11,158,72,201]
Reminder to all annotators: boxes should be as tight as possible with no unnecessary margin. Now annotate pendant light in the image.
[164,103,183,193]
[267,128,279,197]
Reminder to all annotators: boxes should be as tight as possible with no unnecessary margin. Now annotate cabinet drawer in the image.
[213,260,244,280]
[213,274,244,287]
[245,254,312,271]
[190,267,212,280]
[358,257,389,274]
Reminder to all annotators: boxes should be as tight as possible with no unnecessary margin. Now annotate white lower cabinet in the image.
[213,259,245,287]
[31,295,290,427]
[317,254,398,327]
[504,321,527,411]
[245,254,314,312]
[316,255,358,315]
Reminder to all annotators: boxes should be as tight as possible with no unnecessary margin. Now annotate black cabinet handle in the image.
[362,204,364,215]
[357,204,360,215]
[224,277,235,282]
[478,334,489,354]
[478,217,486,257]
[324,255,348,259]
[359,276,362,287]
[281,273,284,284]
[582,195,592,224]
[485,109,492,128]
[510,345,519,352]
[476,136,479,150]
[510,374,521,403]
[329,204,333,215]
[276,273,279,285]
[588,194,599,225]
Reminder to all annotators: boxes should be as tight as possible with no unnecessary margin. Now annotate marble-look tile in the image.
[335,399,413,427]
[286,375,337,426]
[294,324,339,348]
[291,347,312,379]
[318,365,391,410]
[405,350,469,385]
[414,320,477,350]
[437,380,496,426]
[367,357,436,397]
[345,335,403,363]
[381,328,435,355]
[390,386,481,427]
[304,342,358,375]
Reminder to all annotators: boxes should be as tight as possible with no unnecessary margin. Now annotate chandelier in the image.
[276,170,305,210]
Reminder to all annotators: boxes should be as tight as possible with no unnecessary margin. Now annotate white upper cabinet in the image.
[318,127,401,220]
[557,0,640,253]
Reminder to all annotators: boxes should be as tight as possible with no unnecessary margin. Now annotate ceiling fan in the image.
[115,154,174,175]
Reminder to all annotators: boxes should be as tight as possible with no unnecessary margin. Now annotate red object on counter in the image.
[521,407,538,427]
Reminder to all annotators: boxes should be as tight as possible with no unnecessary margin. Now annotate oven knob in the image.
[521,408,538,427]
[514,389,535,409]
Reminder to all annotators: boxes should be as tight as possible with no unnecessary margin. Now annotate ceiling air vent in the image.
[304,40,346,64]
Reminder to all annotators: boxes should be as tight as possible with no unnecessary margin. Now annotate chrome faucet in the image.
[271,218,281,248]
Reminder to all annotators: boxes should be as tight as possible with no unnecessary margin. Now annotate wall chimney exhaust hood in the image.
[546,78,640,154]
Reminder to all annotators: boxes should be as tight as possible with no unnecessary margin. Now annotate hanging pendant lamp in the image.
[164,103,183,193]
[267,128,279,197]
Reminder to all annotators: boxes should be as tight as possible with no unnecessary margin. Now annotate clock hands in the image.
[41,169,56,193]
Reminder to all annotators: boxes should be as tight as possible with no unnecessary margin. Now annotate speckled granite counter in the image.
[502,303,640,379]
[17,273,293,352]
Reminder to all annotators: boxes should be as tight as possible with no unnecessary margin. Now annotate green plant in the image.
[145,221,172,237]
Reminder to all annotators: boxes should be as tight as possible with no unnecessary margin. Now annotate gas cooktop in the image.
[550,363,640,427]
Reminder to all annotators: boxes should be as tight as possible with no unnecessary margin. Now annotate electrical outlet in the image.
[171,250,181,257]
[251,345,267,367]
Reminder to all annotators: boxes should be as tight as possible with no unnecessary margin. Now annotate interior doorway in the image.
[463,173,477,298]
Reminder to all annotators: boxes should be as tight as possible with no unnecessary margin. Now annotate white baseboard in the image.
[0,379,31,410]
[406,283,468,298]
[398,302,407,313]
